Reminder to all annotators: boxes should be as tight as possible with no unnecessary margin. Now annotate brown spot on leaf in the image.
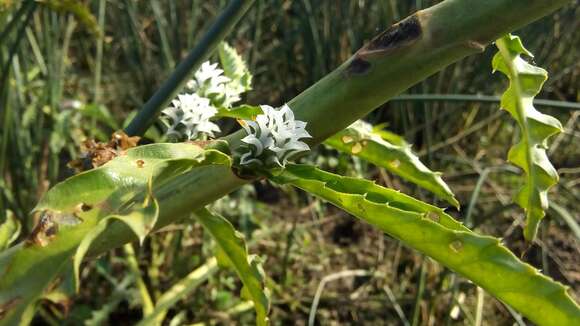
[26,212,58,247]
[425,211,440,222]
[346,57,371,75]
[449,239,464,253]
[351,143,363,154]
[465,40,486,52]
[0,297,22,320]
[79,203,92,212]
[366,14,422,52]
[341,135,354,144]
[68,131,140,172]
[44,224,58,237]
[136,159,145,168]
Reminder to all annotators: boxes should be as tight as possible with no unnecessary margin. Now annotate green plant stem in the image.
[0,0,574,324]
[93,0,106,104]
[150,0,175,69]
[135,0,575,246]
[124,0,255,137]
[411,259,426,326]
[475,287,485,326]
[226,0,571,147]
[123,244,155,317]
[2,0,572,270]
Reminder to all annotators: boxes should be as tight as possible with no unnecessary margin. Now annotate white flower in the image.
[190,61,230,96]
[221,85,243,108]
[186,61,242,108]
[162,93,220,140]
[238,104,311,167]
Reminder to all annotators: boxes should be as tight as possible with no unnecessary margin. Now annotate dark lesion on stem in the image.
[346,58,372,75]
[346,14,423,77]
[365,14,422,52]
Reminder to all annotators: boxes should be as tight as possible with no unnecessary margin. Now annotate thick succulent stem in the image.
[92,0,572,300]
[0,0,574,324]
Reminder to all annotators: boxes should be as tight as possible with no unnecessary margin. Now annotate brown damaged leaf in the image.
[68,131,141,172]
[26,212,59,247]
[26,210,83,247]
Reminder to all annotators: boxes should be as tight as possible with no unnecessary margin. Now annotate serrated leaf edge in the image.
[273,164,580,325]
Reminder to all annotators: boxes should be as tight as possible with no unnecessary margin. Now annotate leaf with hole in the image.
[0,143,231,325]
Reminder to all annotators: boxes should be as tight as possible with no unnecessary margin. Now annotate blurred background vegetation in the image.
[1,0,578,324]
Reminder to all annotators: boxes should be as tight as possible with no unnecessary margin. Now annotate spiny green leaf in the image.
[218,42,252,92]
[325,120,458,207]
[493,34,563,241]
[272,164,580,326]
[0,211,20,251]
[194,208,270,326]
[0,143,231,325]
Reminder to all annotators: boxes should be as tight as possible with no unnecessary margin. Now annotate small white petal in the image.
[237,103,310,167]
[241,135,264,155]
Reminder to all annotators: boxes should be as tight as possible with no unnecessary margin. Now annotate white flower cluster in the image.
[163,93,220,139]
[187,61,244,109]
[238,104,311,167]
[162,61,244,141]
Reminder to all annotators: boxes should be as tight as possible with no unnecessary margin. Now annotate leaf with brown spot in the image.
[272,164,580,325]
[325,120,458,207]
[0,143,231,325]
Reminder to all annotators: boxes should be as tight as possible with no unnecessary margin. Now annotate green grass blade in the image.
[493,34,563,241]
[193,208,270,326]
[549,202,580,241]
[149,0,176,69]
[137,258,219,326]
[325,120,458,207]
[272,164,580,326]
[123,244,154,317]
